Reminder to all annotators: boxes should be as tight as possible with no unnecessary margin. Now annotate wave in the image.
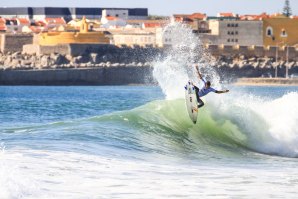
[94,91,298,158]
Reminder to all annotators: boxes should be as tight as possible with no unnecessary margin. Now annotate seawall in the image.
[236,77,298,86]
[0,66,154,85]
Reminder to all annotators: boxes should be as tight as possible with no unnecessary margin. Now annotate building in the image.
[4,18,30,33]
[0,7,148,21]
[126,19,167,29]
[110,29,161,47]
[263,14,298,47]
[37,17,109,45]
[101,10,126,28]
[205,19,263,46]
[174,13,206,23]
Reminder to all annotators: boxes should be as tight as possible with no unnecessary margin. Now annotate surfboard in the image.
[184,81,198,124]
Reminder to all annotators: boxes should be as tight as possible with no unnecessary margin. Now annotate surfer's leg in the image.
[197,97,204,108]
[194,86,200,100]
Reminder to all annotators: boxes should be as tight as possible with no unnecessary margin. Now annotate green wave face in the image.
[96,92,298,159]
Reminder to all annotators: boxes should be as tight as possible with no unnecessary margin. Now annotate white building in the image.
[101,10,126,28]
[102,9,128,20]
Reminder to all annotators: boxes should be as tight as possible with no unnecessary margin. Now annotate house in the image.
[126,19,167,29]
[43,18,66,30]
[174,13,206,24]
[240,13,269,21]
[101,10,126,28]
[263,15,298,47]
[217,13,235,18]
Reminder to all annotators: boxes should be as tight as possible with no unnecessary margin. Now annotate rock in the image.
[65,55,73,62]
[12,52,22,59]
[73,56,83,64]
[4,56,12,66]
[50,53,65,65]
[86,62,92,67]
[21,60,32,66]
[248,57,256,62]
[111,63,120,67]
[90,53,100,63]
[40,55,51,67]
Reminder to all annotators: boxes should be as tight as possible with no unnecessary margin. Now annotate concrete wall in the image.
[23,44,70,55]
[207,44,298,61]
[0,66,154,85]
[0,33,33,53]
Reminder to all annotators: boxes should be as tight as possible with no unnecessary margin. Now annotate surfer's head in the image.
[206,81,211,88]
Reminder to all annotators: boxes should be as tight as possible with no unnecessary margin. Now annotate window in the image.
[116,14,119,17]
[227,31,230,35]
[231,31,234,35]
[266,26,273,37]
[231,23,234,27]
[227,24,230,27]
[235,24,238,27]
[227,39,230,42]
[235,31,238,35]
[281,29,287,37]
[235,39,238,42]
[231,39,234,42]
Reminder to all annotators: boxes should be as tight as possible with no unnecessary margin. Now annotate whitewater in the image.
[1,22,298,198]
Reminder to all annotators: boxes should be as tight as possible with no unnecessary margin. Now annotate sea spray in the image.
[152,21,220,99]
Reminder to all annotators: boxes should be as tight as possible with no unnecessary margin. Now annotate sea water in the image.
[1,21,298,198]
[1,85,298,198]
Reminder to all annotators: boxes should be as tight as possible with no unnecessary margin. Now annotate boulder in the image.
[90,53,100,63]
[40,55,51,67]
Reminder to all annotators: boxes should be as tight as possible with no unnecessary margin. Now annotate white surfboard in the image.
[184,81,198,124]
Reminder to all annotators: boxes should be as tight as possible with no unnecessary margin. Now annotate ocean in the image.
[1,21,298,198]
[1,85,298,198]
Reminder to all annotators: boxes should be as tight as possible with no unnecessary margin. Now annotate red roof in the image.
[0,17,6,31]
[34,21,46,27]
[143,22,162,28]
[239,12,270,20]
[174,13,206,23]
[189,13,206,20]
[293,16,298,19]
[0,25,6,31]
[106,16,118,21]
[218,12,235,17]
[44,18,66,25]
[15,18,30,25]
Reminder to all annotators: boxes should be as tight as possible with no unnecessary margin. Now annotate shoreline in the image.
[234,77,298,86]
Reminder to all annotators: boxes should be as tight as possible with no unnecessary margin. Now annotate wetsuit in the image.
[194,79,217,108]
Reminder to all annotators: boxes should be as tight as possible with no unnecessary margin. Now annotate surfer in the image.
[193,65,229,108]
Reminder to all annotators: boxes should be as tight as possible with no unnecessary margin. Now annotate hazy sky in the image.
[0,0,297,16]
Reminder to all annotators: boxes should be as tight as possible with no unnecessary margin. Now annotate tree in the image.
[283,0,292,17]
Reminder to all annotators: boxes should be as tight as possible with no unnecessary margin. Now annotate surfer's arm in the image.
[215,89,229,94]
[195,65,203,80]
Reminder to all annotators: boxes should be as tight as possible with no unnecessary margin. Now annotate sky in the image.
[0,0,297,16]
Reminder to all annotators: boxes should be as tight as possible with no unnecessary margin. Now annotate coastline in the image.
[234,77,298,86]
[0,66,154,85]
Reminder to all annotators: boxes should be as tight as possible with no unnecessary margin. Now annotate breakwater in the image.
[0,66,154,85]
[236,77,298,86]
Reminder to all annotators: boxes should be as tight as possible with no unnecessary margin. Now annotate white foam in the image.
[152,21,220,100]
[207,91,298,157]
[1,148,298,198]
